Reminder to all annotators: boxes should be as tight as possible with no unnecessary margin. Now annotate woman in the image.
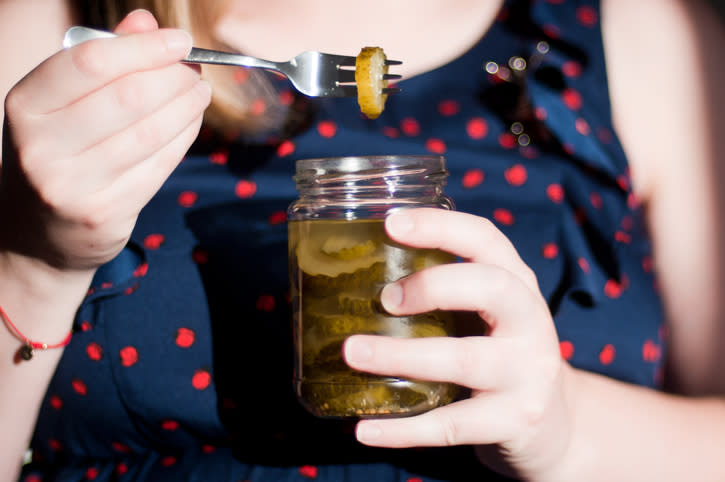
[2,0,725,480]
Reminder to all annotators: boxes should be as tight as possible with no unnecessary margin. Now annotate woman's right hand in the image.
[0,9,211,273]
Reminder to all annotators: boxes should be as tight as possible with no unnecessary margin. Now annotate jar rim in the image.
[294,155,446,177]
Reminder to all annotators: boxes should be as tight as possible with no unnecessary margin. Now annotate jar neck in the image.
[293,155,451,205]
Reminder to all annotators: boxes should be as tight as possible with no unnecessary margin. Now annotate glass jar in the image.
[287,155,459,419]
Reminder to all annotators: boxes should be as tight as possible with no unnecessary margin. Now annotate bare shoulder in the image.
[602,0,725,393]
[601,0,725,200]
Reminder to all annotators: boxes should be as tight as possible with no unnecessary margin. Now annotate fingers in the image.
[42,63,202,154]
[385,208,539,292]
[380,262,548,336]
[10,27,192,114]
[113,9,159,34]
[78,78,211,190]
[355,396,514,447]
[344,334,515,390]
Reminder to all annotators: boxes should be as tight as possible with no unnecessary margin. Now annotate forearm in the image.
[0,251,94,480]
[552,366,725,482]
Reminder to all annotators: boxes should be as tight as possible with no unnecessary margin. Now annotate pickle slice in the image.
[296,232,385,277]
[355,46,389,119]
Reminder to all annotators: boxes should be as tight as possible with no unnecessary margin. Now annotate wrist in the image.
[0,250,96,347]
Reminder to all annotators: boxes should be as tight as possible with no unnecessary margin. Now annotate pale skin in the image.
[0,0,724,481]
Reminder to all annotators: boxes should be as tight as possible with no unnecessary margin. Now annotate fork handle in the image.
[63,26,279,71]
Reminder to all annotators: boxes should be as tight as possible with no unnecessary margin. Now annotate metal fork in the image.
[63,26,402,98]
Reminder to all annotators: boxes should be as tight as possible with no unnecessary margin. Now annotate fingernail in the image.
[164,29,193,54]
[356,422,381,443]
[127,8,152,17]
[344,337,373,365]
[380,283,403,310]
[386,210,414,237]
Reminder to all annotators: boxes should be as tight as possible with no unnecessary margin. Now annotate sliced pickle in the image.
[296,234,385,277]
[355,46,389,119]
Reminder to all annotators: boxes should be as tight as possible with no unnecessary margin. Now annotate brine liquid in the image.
[289,218,459,418]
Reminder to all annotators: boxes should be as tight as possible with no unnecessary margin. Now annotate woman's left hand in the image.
[343,207,576,480]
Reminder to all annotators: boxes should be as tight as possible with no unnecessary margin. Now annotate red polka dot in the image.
[438,99,461,116]
[175,328,195,348]
[627,192,641,209]
[498,132,517,149]
[493,208,515,226]
[86,342,103,361]
[123,284,138,296]
[161,420,180,431]
[116,463,129,476]
[276,139,295,157]
[24,476,42,482]
[576,6,599,27]
[235,180,257,199]
[192,247,209,264]
[317,120,337,138]
[563,143,576,156]
[462,169,485,189]
[642,340,662,363]
[72,378,88,396]
[49,394,63,410]
[49,439,63,451]
[233,68,249,84]
[578,257,591,273]
[562,61,582,78]
[562,88,583,110]
[299,465,319,479]
[535,107,548,121]
[209,150,229,165]
[400,118,421,136]
[407,478,424,482]
[120,346,139,367]
[278,90,294,106]
[604,279,623,299]
[425,138,447,154]
[382,126,400,138]
[466,117,489,139]
[642,255,654,273]
[160,456,177,467]
[144,234,165,250]
[85,467,99,480]
[542,242,559,259]
[617,175,630,192]
[575,118,591,136]
[559,341,574,360]
[112,442,131,453]
[615,231,632,244]
[504,164,528,186]
[256,295,276,312]
[202,444,216,454]
[542,23,560,38]
[134,262,148,277]
[597,127,614,144]
[599,344,616,365]
[192,369,212,390]
[268,210,287,225]
[250,98,267,116]
[100,281,113,290]
[546,183,564,203]
[590,192,603,209]
[177,191,198,208]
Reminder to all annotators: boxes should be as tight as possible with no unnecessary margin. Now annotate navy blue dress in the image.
[22,0,665,480]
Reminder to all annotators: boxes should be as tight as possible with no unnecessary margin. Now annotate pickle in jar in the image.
[289,218,460,418]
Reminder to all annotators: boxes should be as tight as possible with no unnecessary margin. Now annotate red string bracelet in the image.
[0,303,73,361]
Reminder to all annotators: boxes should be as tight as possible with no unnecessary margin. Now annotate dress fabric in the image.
[21,0,666,480]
